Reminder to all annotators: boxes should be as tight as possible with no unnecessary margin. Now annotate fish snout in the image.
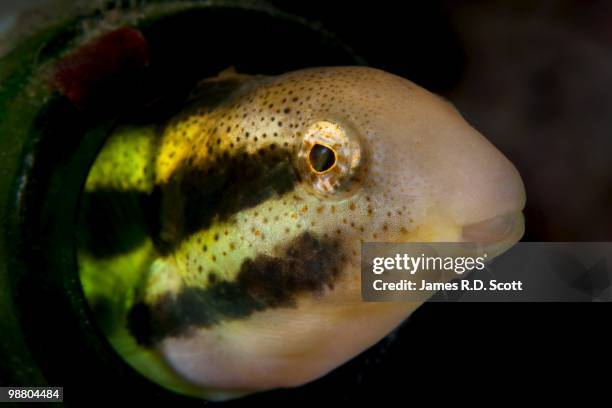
[444,137,526,257]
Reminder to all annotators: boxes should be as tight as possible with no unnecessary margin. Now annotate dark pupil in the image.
[309,144,336,172]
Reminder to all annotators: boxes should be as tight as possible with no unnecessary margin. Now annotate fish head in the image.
[266,66,526,262]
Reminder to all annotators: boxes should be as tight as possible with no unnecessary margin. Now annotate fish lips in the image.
[462,211,525,258]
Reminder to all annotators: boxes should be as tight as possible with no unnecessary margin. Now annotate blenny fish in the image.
[77,66,526,399]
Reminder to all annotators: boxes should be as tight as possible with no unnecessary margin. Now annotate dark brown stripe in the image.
[153,146,297,254]
[80,145,297,258]
[127,232,343,346]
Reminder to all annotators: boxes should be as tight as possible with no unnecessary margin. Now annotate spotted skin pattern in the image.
[78,66,525,400]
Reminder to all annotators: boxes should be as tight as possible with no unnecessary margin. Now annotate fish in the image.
[77,66,526,400]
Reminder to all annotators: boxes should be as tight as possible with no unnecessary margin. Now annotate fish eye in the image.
[309,143,337,173]
[297,120,367,199]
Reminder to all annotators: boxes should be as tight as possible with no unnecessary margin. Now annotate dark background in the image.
[1,0,609,404]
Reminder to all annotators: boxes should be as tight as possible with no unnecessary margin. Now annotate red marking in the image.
[52,27,149,104]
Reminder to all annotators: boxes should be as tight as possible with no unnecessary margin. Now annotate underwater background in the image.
[0,0,609,404]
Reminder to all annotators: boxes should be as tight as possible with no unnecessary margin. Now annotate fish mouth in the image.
[461,211,525,258]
